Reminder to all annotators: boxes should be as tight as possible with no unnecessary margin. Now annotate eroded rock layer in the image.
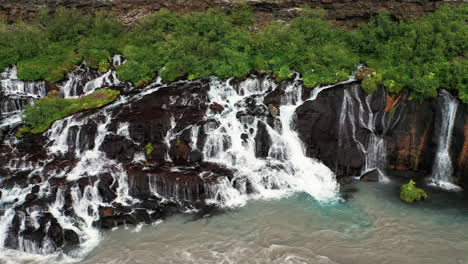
[0,0,463,26]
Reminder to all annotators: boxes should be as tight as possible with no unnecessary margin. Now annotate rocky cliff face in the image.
[0,63,467,255]
[0,0,463,26]
[295,80,468,187]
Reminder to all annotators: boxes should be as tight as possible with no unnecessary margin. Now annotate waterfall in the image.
[201,76,339,207]
[0,62,138,260]
[0,68,347,260]
[0,66,46,127]
[59,65,121,98]
[337,84,388,181]
[429,90,461,191]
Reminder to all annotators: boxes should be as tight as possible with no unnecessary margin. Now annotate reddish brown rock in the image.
[209,103,224,113]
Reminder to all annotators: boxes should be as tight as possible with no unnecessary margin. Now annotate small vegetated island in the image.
[0,3,466,132]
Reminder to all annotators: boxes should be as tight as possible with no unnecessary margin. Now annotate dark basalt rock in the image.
[189,149,203,163]
[296,82,366,177]
[360,169,382,182]
[169,139,191,164]
[385,98,437,173]
[101,134,136,161]
[268,104,279,117]
[254,121,271,158]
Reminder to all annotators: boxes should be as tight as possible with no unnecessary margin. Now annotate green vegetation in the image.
[0,8,123,82]
[351,5,467,102]
[19,89,119,135]
[1,4,467,101]
[400,180,428,204]
[145,143,154,156]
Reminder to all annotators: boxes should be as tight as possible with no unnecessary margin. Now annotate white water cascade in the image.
[429,90,461,191]
[0,66,46,127]
[0,69,348,261]
[337,84,389,182]
[201,76,339,207]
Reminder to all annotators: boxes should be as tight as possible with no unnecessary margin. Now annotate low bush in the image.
[400,180,428,204]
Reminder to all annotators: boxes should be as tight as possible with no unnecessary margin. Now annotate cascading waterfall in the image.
[337,84,388,181]
[201,76,339,207]
[60,55,124,98]
[0,66,354,261]
[0,62,139,261]
[0,66,46,127]
[429,90,461,191]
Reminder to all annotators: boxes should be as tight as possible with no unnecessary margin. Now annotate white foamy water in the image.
[201,76,339,207]
[0,66,46,127]
[429,90,461,191]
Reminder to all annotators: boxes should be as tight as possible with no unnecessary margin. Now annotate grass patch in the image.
[18,89,120,135]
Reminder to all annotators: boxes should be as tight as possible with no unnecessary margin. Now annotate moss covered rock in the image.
[400,180,428,203]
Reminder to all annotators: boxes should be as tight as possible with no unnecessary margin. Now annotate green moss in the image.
[20,89,120,135]
[400,180,428,204]
[15,126,31,138]
[145,143,154,156]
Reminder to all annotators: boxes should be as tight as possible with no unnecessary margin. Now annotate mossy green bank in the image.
[17,89,120,136]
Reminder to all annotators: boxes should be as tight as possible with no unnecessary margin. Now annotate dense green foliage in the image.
[117,6,357,87]
[117,7,255,86]
[20,89,119,134]
[1,4,467,101]
[400,180,428,204]
[0,8,123,82]
[351,5,467,102]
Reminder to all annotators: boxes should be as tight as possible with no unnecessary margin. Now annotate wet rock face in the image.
[296,85,347,172]
[295,82,468,181]
[385,99,437,173]
[0,0,463,27]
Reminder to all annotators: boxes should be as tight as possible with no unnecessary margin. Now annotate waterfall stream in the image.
[429,89,461,191]
[0,66,46,128]
[201,76,339,207]
[337,84,388,181]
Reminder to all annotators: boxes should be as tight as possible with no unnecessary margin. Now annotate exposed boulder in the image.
[268,104,279,117]
[210,103,224,113]
[360,169,382,182]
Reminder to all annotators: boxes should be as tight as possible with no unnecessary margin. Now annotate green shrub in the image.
[400,180,428,203]
[352,4,467,101]
[361,72,383,94]
[254,8,359,88]
[145,143,154,156]
[20,89,120,134]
